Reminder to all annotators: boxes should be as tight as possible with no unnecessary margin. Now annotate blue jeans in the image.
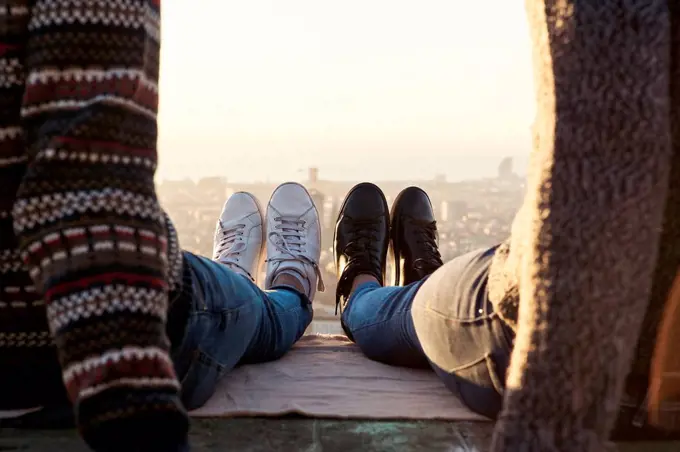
[342,247,514,419]
[170,252,313,410]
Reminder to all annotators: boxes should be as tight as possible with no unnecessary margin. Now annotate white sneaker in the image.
[213,192,264,283]
[264,182,325,300]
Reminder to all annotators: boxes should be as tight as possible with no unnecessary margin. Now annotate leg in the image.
[171,252,312,410]
[412,247,513,420]
[341,280,429,368]
[240,287,312,365]
[170,184,323,410]
[334,184,427,368]
[334,184,514,418]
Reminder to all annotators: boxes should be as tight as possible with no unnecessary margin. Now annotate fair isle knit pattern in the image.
[1,0,188,450]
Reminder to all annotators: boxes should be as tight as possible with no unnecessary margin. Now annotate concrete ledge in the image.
[1,419,679,451]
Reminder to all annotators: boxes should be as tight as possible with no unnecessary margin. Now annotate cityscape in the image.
[158,157,524,331]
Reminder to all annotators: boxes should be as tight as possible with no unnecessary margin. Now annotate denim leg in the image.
[341,247,514,419]
[341,281,430,368]
[171,252,312,410]
[412,246,515,420]
[239,285,313,364]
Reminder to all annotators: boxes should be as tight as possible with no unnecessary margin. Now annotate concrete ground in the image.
[2,419,679,451]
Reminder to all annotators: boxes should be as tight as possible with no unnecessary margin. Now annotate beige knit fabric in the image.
[487,1,675,450]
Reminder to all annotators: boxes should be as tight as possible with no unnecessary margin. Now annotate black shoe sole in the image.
[389,186,432,286]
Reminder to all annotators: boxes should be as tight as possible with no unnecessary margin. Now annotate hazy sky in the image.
[157,0,535,182]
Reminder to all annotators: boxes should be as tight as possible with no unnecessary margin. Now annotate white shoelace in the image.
[265,216,325,292]
[214,221,255,280]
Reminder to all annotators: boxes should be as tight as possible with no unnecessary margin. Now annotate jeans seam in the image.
[443,353,505,395]
[484,354,505,395]
[345,310,411,333]
[444,354,487,373]
[419,305,497,323]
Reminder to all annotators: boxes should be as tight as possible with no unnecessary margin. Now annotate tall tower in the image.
[308,167,319,184]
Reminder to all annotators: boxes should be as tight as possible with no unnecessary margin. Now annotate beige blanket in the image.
[0,334,485,421]
[192,334,485,420]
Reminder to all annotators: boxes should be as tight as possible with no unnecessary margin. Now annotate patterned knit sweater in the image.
[487,1,678,450]
[0,1,188,450]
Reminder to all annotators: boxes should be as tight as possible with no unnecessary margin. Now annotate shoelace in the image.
[214,221,255,280]
[266,216,325,293]
[343,219,381,263]
[410,219,443,275]
[335,218,382,314]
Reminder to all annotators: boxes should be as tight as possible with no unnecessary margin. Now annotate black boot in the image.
[390,187,443,285]
[334,183,389,339]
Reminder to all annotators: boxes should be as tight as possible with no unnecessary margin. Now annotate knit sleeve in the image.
[489,1,673,451]
[11,1,189,449]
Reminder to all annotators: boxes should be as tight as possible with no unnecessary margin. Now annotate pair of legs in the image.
[334,184,514,419]
[168,182,324,409]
